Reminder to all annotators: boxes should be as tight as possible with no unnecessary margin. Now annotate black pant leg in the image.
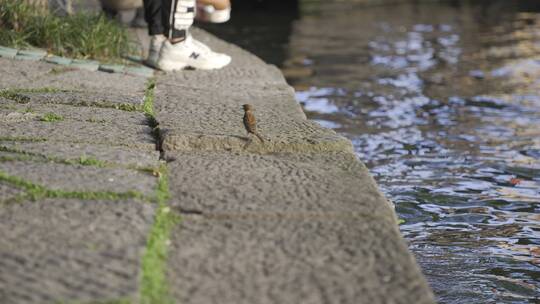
[143,0,164,35]
[162,0,190,40]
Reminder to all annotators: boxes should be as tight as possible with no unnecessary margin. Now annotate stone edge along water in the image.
[151,28,438,304]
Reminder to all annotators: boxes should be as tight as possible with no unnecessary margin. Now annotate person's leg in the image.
[156,0,231,70]
[143,0,167,68]
[143,0,164,36]
[132,6,148,28]
[162,0,195,42]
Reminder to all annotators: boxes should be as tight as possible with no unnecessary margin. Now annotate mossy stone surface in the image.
[0,198,155,304]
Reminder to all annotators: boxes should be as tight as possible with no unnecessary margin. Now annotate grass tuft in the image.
[0,0,136,62]
[115,104,141,112]
[140,79,175,304]
[49,67,77,75]
[142,78,161,151]
[77,155,106,167]
[40,112,64,122]
[0,145,160,173]
[0,87,69,104]
[0,91,30,103]
[0,136,47,142]
[140,165,178,304]
[143,80,156,118]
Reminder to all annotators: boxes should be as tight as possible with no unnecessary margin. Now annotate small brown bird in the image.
[242,104,265,143]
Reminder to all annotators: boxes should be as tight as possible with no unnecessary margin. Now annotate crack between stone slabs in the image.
[141,79,163,155]
[138,78,403,302]
[0,88,143,112]
[139,78,178,304]
[0,137,48,143]
[0,79,168,303]
[57,297,132,304]
[176,208,204,216]
[0,145,160,174]
[139,164,178,304]
[0,191,27,205]
[0,87,69,103]
[0,170,148,203]
[0,137,154,151]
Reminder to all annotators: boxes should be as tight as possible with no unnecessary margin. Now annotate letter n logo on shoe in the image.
[190,52,200,59]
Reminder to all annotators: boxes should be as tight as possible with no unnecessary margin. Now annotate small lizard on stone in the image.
[242,104,265,143]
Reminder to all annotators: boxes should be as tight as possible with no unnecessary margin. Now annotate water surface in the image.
[202,1,540,302]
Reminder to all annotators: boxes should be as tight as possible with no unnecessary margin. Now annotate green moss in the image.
[143,80,156,118]
[0,0,136,62]
[0,137,47,142]
[140,165,178,304]
[56,298,132,304]
[142,78,161,151]
[21,106,34,113]
[0,170,145,202]
[77,155,107,167]
[76,101,141,112]
[1,192,28,204]
[0,104,17,110]
[0,155,17,162]
[40,112,64,122]
[0,87,68,103]
[115,104,141,112]
[0,88,142,113]
[0,146,105,167]
[0,91,30,103]
[49,67,76,75]
[1,87,65,94]
[86,117,107,123]
[0,145,159,173]
[91,300,132,304]
[0,154,34,162]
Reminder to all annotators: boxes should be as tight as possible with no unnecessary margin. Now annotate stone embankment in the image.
[0,29,436,304]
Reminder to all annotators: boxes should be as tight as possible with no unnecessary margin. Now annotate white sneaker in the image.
[146,34,166,68]
[157,35,231,71]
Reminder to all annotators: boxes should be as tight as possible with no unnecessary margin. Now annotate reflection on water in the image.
[204,0,540,303]
[287,1,540,302]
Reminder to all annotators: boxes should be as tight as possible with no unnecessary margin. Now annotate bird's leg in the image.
[242,134,254,149]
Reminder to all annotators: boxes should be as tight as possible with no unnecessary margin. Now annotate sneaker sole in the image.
[158,59,230,71]
[157,59,189,72]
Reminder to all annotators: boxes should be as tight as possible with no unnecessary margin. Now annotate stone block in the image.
[14,49,47,61]
[125,66,155,78]
[0,141,160,169]
[166,215,435,304]
[166,151,392,217]
[70,59,100,71]
[44,56,73,65]
[0,182,24,203]
[0,198,155,304]
[0,103,155,150]
[0,58,147,106]
[99,64,126,74]
[0,160,158,196]
[0,46,18,59]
